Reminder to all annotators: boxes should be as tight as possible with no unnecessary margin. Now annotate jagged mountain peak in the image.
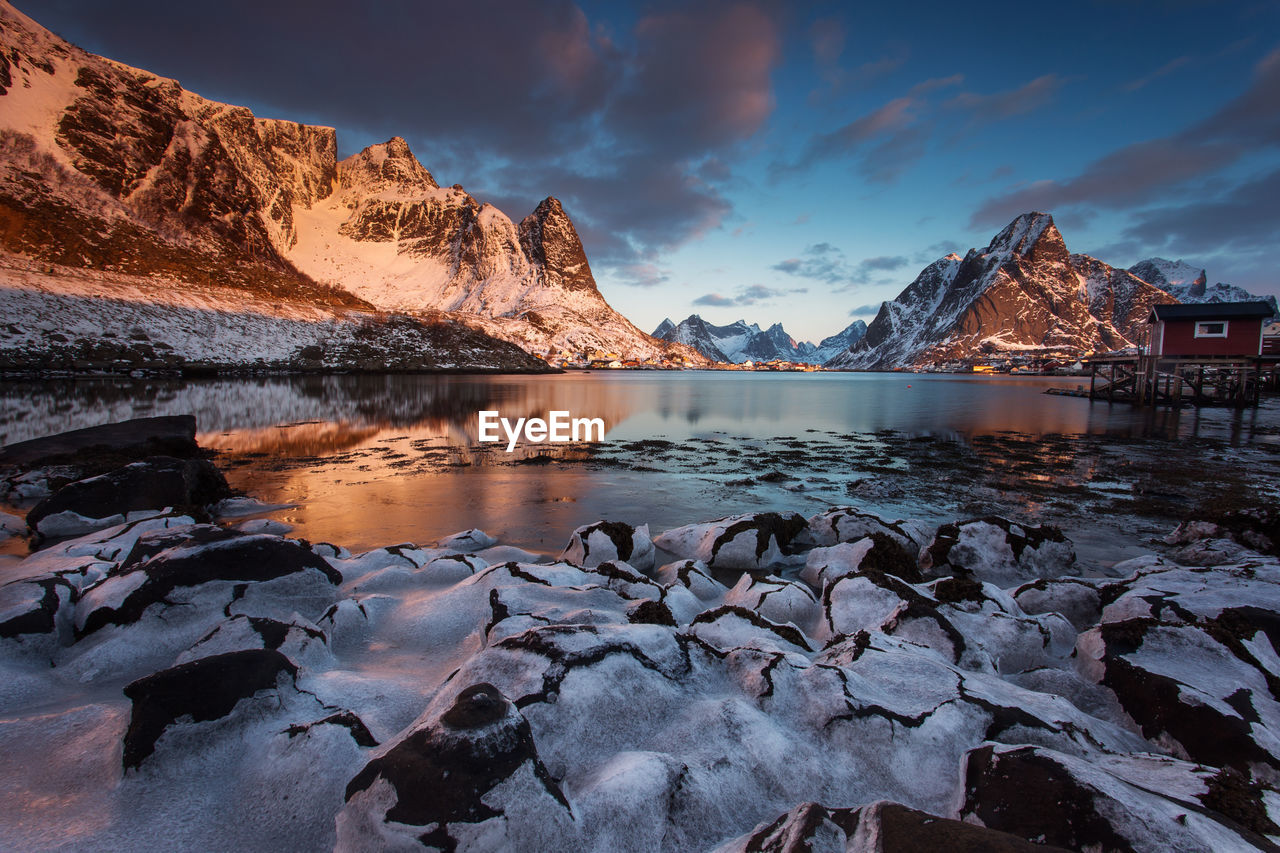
[654,314,820,363]
[826,214,1172,369]
[983,211,1065,260]
[338,136,439,193]
[518,196,597,294]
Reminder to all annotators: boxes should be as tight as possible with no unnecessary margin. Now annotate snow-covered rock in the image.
[961,744,1276,851]
[560,521,655,572]
[920,516,1076,587]
[654,511,808,571]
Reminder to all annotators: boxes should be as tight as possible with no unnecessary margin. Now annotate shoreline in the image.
[1,419,1280,849]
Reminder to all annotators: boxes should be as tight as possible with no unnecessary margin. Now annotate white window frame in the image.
[1194,320,1228,338]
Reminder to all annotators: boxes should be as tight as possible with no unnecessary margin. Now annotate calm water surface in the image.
[3,372,1277,560]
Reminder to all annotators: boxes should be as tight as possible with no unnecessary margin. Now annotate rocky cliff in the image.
[827,213,1176,369]
[0,1,688,368]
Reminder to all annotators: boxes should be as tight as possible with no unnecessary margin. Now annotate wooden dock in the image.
[1084,355,1278,408]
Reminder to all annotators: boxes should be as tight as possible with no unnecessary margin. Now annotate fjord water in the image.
[2,372,1276,558]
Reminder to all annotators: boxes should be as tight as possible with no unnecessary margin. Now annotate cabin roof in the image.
[1147,301,1274,323]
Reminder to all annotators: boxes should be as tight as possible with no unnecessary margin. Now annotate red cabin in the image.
[1146,302,1274,357]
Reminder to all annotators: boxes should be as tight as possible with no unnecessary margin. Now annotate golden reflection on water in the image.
[5,372,1276,556]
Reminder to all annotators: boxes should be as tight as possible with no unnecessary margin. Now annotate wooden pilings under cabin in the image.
[1083,356,1278,408]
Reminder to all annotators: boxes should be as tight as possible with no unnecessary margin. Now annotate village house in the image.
[1145,301,1273,358]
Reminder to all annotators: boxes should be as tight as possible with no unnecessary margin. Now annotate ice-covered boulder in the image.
[0,575,74,640]
[560,520,655,572]
[0,510,23,541]
[176,613,333,670]
[438,528,498,551]
[920,516,1075,587]
[654,512,807,570]
[960,744,1277,851]
[724,575,821,635]
[1166,506,1279,556]
[77,530,341,637]
[122,649,298,769]
[715,799,1061,853]
[26,457,233,538]
[654,559,726,602]
[805,505,932,552]
[338,682,573,852]
[1077,558,1280,783]
[820,570,1075,674]
[801,534,921,589]
[1013,576,1103,631]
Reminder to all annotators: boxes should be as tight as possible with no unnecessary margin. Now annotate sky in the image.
[24,0,1280,343]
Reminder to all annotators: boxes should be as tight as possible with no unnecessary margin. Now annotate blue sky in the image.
[27,0,1280,342]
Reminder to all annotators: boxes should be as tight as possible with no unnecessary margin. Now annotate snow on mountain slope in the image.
[651,315,817,363]
[827,213,1175,369]
[0,1,693,366]
[804,320,867,364]
[0,256,550,373]
[1129,258,1278,315]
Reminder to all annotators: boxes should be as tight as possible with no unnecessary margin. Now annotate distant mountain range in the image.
[652,316,866,364]
[826,213,1275,370]
[1127,259,1278,316]
[0,1,701,372]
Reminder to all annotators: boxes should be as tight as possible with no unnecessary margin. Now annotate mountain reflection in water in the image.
[2,373,1277,563]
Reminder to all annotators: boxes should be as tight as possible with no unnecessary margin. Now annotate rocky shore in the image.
[2,419,1280,851]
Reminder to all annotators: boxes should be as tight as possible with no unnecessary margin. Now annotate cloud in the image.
[1120,166,1280,254]
[611,263,670,288]
[693,293,738,307]
[692,283,801,308]
[860,255,908,271]
[944,74,1065,120]
[1123,56,1191,92]
[849,303,884,316]
[788,72,1051,183]
[772,242,854,285]
[773,245,913,287]
[971,46,1280,228]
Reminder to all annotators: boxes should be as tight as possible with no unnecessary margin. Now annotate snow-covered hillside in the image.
[0,256,549,374]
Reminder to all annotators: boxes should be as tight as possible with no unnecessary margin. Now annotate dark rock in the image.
[27,456,232,533]
[626,598,676,626]
[285,711,378,748]
[122,649,297,769]
[961,743,1276,851]
[0,576,72,638]
[343,684,568,835]
[441,683,507,729]
[0,415,198,470]
[725,799,1064,853]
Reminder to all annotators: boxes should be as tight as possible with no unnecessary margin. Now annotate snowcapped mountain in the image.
[1128,258,1278,315]
[827,213,1175,369]
[0,2,693,368]
[805,320,867,364]
[651,315,817,363]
